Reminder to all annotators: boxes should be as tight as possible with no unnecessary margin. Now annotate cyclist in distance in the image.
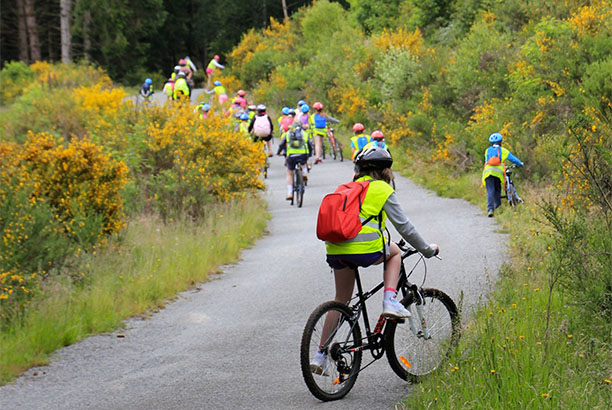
[309,102,339,165]
[350,123,370,160]
[206,54,224,88]
[482,132,524,217]
[238,112,251,136]
[247,105,257,121]
[311,146,439,374]
[173,72,190,101]
[235,89,247,108]
[363,130,390,154]
[248,104,275,157]
[277,124,312,200]
[206,80,228,106]
[194,102,210,120]
[140,78,153,101]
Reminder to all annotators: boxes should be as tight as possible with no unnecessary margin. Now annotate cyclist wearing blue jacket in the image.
[482,132,524,217]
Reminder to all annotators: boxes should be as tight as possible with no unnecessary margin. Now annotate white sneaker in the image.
[310,351,330,376]
[382,298,412,318]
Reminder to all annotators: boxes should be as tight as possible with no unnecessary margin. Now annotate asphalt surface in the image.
[0,94,507,409]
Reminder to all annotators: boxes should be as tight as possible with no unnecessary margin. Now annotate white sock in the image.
[384,288,397,301]
[287,185,293,195]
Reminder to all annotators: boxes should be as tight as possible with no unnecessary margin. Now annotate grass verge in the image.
[0,196,269,385]
[397,161,612,409]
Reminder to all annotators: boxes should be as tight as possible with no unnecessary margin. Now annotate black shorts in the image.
[326,252,384,270]
[287,154,308,170]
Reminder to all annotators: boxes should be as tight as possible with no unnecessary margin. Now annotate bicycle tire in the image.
[336,141,343,162]
[300,301,362,401]
[508,184,518,207]
[384,288,460,383]
[328,136,337,160]
[296,167,305,208]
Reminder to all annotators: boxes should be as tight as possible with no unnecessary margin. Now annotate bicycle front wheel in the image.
[300,301,362,401]
[384,288,460,382]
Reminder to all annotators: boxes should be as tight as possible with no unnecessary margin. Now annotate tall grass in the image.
[398,167,612,409]
[0,197,268,384]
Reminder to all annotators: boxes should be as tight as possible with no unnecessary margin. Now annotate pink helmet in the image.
[178,59,187,65]
[214,55,220,60]
[371,130,384,140]
[237,89,246,97]
[313,102,323,110]
[352,123,365,132]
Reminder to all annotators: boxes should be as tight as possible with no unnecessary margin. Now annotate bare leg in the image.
[318,267,355,349]
[314,134,323,161]
[382,242,401,290]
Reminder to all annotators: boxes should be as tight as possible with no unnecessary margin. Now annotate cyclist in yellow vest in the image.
[310,146,439,375]
[362,130,391,154]
[173,72,190,101]
[277,124,312,200]
[482,132,524,217]
[238,113,251,136]
[206,54,224,87]
[350,123,370,160]
[309,102,339,164]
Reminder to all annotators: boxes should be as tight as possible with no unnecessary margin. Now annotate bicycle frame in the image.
[335,245,429,366]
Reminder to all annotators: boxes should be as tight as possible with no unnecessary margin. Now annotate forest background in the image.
[1,0,611,408]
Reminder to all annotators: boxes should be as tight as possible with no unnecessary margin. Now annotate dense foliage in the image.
[225,0,611,405]
[0,62,265,326]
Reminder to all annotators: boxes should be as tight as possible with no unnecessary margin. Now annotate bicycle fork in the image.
[406,291,432,340]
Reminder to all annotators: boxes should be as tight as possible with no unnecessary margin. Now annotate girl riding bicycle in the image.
[277,124,313,200]
[312,146,439,374]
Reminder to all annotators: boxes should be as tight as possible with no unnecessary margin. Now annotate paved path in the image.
[0,114,506,410]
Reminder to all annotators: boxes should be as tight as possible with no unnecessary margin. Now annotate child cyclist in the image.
[277,124,313,200]
[310,146,439,375]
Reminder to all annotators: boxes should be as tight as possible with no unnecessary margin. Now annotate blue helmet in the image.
[145,78,152,85]
[214,80,221,86]
[240,113,249,120]
[297,100,306,107]
[288,108,296,115]
[202,104,211,112]
[300,104,310,113]
[281,106,290,115]
[488,132,503,144]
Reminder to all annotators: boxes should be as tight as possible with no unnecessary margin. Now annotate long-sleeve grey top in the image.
[383,192,436,258]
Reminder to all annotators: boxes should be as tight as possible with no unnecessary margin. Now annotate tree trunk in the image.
[281,0,289,20]
[23,0,41,61]
[60,0,72,63]
[17,0,29,62]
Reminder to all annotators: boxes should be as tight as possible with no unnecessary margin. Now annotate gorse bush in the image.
[0,60,267,329]
[0,132,128,324]
[142,103,265,221]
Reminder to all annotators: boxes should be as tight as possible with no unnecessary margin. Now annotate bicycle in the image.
[300,239,460,401]
[321,128,343,161]
[503,164,523,207]
[291,160,306,207]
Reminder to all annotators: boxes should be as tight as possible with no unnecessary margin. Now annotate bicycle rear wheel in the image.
[384,288,460,382]
[295,167,305,208]
[335,140,343,162]
[300,301,362,401]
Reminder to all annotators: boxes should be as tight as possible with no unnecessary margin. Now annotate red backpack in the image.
[316,181,371,243]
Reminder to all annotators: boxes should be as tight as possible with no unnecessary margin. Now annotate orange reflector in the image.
[400,356,412,369]
[333,377,340,385]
